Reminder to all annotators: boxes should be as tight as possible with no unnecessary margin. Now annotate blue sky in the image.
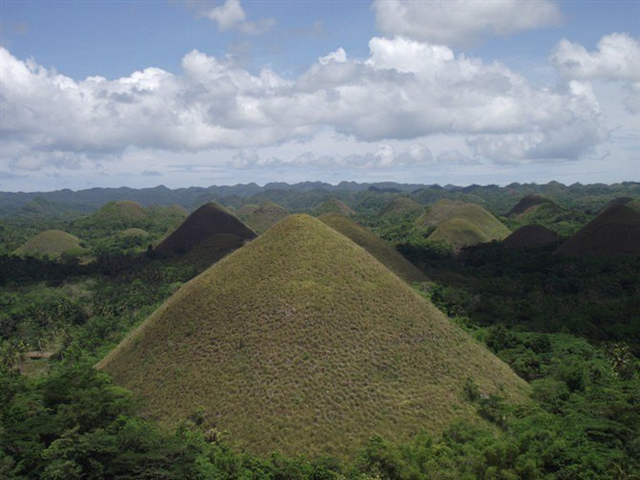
[1,0,638,191]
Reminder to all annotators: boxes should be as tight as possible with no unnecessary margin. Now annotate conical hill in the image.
[238,200,290,233]
[507,194,553,216]
[14,230,85,258]
[319,213,426,282]
[99,215,527,458]
[154,202,257,255]
[503,225,560,248]
[555,204,640,257]
[313,198,355,216]
[378,197,423,219]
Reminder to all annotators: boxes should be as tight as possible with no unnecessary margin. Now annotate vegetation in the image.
[313,198,355,216]
[378,197,423,220]
[237,200,290,233]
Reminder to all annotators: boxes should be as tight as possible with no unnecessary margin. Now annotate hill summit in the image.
[313,198,355,216]
[507,194,553,217]
[556,204,640,257]
[378,197,423,219]
[99,214,527,458]
[503,225,560,248]
[154,202,257,255]
[319,213,426,283]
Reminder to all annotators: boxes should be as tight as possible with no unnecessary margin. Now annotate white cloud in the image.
[203,0,274,35]
[551,33,640,114]
[372,0,561,46]
[551,33,640,82]
[0,36,606,171]
[437,150,478,165]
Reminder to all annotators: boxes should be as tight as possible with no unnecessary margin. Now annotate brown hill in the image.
[98,215,527,459]
[154,202,257,255]
[503,225,560,248]
[507,194,553,217]
[319,213,426,283]
[555,204,640,257]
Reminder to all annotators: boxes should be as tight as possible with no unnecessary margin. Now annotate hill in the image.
[237,201,290,233]
[98,215,527,459]
[93,200,148,222]
[503,225,560,248]
[416,200,510,251]
[119,228,150,238]
[313,198,355,216]
[154,202,257,255]
[319,213,426,283]
[555,204,640,257]
[378,197,423,219]
[14,230,85,258]
[507,194,553,216]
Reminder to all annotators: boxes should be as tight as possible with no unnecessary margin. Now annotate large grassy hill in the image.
[98,215,527,459]
[154,202,257,255]
[14,230,85,259]
[319,213,426,283]
[507,194,553,216]
[503,225,560,249]
[556,204,640,257]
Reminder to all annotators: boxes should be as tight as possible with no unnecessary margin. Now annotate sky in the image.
[0,0,638,192]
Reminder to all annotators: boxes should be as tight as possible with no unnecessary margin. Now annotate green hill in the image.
[154,202,256,255]
[98,215,527,459]
[119,228,150,238]
[319,213,426,283]
[93,200,148,222]
[555,204,640,257]
[503,225,560,249]
[378,197,423,219]
[14,230,85,258]
[416,200,510,252]
[238,201,290,233]
[313,198,355,216]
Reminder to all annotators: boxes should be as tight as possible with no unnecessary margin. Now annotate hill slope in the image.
[237,201,290,233]
[313,198,355,216]
[14,230,84,258]
[555,204,640,257]
[319,213,426,283]
[507,194,553,216]
[378,197,423,219]
[99,215,527,458]
[416,200,510,251]
[503,225,560,248]
[154,202,257,255]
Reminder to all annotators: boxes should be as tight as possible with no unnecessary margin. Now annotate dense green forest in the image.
[1,182,639,478]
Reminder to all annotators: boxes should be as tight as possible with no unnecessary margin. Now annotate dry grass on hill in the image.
[99,215,528,459]
[14,230,85,258]
[503,225,560,249]
[313,198,355,216]
[378,197,423,219]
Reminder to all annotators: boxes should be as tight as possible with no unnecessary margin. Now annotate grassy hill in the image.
[14,230,85,258]
[154,202,257,255]
[556,204,640,257]
[319,213,426,283]
[378,197,423,219]
[98,215,527,459]
[237,201,290,233]
[503,225,560,248]
[313,198,355,216]
[416,200,510,252]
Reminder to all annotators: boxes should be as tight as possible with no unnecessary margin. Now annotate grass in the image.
[98,214,528,459]
[313,198,355,216]
[237,201,290,233]
[507,194,553,216]
[154,202,257,255]
[319,213,426,283]
[416,200,511,252]
[14,230,85,259]
[378,197,423,219]
[556,204,640,257]
[94,200,149,222]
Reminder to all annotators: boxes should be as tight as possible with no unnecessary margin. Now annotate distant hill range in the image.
[3,181,639,217]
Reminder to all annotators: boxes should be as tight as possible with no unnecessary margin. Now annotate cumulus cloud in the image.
[551,33,640,114]
[372,0,561,46]
[203,0,275,35]
[437,150,479,165]
[0,35,605,170]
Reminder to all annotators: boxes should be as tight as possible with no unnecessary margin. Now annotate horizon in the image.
[1,0,638,192]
